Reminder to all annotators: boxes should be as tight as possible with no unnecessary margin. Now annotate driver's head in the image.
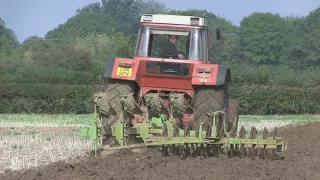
[168,35,178,44]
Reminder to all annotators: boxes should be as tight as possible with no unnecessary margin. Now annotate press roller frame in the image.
[80,92,287,159]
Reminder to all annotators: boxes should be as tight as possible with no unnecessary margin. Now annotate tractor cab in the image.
[133,14,220,76]
[135,14,210,61]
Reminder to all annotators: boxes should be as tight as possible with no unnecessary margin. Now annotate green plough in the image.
[80,93,287,160]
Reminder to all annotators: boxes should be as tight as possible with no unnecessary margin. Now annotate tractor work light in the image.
[197,68,212,73]
[142,15,153,21]
[119,62,133,67]
[190,17,200,26]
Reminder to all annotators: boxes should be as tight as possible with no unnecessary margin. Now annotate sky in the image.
[0,0,319,42]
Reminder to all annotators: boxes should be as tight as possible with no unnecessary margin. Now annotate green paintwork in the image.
[114,116,124,146]
[101,136,287,152]
[150,114,167,127]
[80,110,287,151]
[133,121,149,142]
[80,126,96,141]
[79,106,100,156]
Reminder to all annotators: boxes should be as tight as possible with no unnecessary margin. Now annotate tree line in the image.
[0,0,319,115]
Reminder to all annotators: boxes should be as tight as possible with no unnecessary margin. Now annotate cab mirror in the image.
[216,28,222,40]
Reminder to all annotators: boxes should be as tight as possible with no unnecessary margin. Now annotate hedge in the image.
[1,83,319,115]
[0,63,95,85]
[0,83,99,114]
[2,60,320,87]
[230,84,320,115]
[230,63,320,87]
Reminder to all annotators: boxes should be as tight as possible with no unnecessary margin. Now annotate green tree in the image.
[76,2,102,14]
[210,16,239,64]
[305,8,320,67]
[12,38,92,71]
[45,12,118,41]
[281,8,320,68]
[101,0,168,35]
[239,12,286,65]
[0,18,19,58]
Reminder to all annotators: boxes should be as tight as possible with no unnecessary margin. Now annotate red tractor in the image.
[80,14,287,159]
[97,14,238,143]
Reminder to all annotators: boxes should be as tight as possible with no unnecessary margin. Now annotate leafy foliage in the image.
[101,0,168,35]
[231,85,320,115]
[239,13,286,65]
[230,63,320,87]
[45,12,118,40]
[0,84,94,114]
[0,18,19,58]
[280,8,320,68]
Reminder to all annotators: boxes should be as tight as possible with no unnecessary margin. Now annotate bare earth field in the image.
[1,122,320,180]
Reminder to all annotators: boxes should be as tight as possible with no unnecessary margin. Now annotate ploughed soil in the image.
[1,122,320,180]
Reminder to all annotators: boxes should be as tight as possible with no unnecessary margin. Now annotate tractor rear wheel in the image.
[193,85,227,133]
[99,80,136,126]
[227,99,239,133]
[98,79,137,145]
[193,83,238,135]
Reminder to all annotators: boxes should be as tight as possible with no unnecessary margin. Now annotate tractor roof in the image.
[140,14,207,27]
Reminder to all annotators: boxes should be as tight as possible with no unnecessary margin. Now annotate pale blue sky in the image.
[0,0,319,42]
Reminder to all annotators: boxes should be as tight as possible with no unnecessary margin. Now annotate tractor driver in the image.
[160,35,186,59]
[159,35,188,75]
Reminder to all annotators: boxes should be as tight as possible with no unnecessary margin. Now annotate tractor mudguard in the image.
[191,64,230,86]
[104,58,116,78]
[104,58,138,81]
[216,64,231,85]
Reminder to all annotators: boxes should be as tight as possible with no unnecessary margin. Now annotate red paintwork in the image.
[111,56,219,97]
[131,114,145,124]
[191,63,218,85]
[111,58,137,81]
[140,87,194,97]
[110,22,222,127]
[181,113,193,128]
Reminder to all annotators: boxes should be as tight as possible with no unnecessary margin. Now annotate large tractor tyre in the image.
[99,80,137,126]
[98,80,137,146]
[226,99,240,133]
[193,84,228,134]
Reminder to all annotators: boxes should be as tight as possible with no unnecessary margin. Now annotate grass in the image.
[0,114,92,127]
[1,113,319,129]
[238,114,320,132]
